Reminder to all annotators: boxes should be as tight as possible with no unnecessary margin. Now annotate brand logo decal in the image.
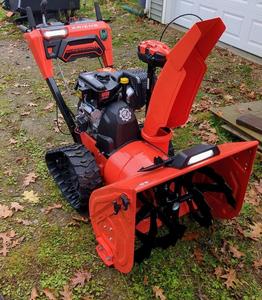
[119,108,132,122]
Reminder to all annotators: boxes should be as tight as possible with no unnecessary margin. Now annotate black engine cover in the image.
[97,101,139,155]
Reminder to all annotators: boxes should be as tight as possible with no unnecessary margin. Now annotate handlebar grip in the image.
[94,2,103,21]
[18,25,29,33]
[26,6,36,29]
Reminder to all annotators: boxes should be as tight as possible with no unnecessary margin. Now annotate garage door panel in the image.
[222,12,244,40]
[199,5,217,19]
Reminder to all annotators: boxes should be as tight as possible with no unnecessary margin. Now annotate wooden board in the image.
[222,124,262,152]
[236,113,262,134]
[211,101,262,145]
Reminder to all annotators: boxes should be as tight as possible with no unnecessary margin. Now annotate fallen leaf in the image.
[199,121,218,144]
[182,232,200,241]
[254,180,262,195]
[0,204,13,219]
[245,222,262,241]
[223,94,234,103]
[28,102,37,107]
[206,87,224,95]
[194,247,204,263]
[60,285,73,300]
[11,236,24,248]
[246,187,260,206]
[16,218,33,226]
[247,91,256,99]
[0,230,17,256]
[152,286,166,300]
[70,270,92,288]
[3,169,12,176]
[22,190,39,204]
[253,258,262,269]
[30,287,39,300]
[43,288,57,300]
[10,202,24,212]
[9,138,17,145]
[44,103,54,111]
[214,266,223,278]
[221,269,239,289]
[72,216,89,224]
[228,245,245,259]
[43,204,63,215]
[67,221,80,227]
[23,172,38,187]
[143,275,149,286]
[20,111,30,116]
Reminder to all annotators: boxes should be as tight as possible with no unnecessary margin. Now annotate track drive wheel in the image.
[45,144,102,213]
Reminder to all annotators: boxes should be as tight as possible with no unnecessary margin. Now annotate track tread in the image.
[45,144,102,212]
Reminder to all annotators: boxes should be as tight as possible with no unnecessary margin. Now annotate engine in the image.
[75,69,147,155]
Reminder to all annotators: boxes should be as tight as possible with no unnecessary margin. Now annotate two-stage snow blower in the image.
[20,1,258,273]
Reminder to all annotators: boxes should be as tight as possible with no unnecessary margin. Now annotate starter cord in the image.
[160,13,203,41]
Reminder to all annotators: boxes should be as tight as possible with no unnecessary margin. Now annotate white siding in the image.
[149,0,164,22]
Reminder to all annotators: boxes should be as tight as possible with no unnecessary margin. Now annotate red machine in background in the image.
[21,1,258,273]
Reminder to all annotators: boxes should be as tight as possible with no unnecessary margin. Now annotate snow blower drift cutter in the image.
[21,3,258,273]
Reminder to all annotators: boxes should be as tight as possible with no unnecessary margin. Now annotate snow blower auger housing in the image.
[21,3,258,273]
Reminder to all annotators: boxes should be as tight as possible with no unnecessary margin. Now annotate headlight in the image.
[171,144,220,169]
[42,28,68,40]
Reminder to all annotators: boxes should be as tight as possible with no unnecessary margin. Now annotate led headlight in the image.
[170,144,220,169]
[42,28,68,40]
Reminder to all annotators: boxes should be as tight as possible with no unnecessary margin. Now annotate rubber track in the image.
[45,144,102,212]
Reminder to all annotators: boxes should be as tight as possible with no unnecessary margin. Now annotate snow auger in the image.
[21,2,258,273]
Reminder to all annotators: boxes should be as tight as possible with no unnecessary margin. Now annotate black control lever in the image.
[94,2,103,21]
[40,0,48,25]
[26,7,36,29]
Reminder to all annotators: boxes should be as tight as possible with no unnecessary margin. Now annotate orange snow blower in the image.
[21,2,258,273]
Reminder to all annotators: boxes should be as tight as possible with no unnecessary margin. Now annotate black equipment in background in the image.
[5,0,80,23]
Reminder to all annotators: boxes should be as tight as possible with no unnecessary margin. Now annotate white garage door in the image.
[163,0,262,57]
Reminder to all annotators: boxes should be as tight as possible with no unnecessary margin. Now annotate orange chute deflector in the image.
[142,18,226,139]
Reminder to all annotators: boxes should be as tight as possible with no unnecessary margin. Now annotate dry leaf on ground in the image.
[16,218,33,226]
[22,190,39,204]
[60,285,73,300]
[214,266,223,278]
[198,121,218,144]
[9,138,17,145]
[72,216,89,224]
[221,269,239,289]
[182,232,200,241]
[0,230,17,256]
[253,258,262,269]
[43,288,57,300]
[254,180,262,195]
[70,270,92,288]
[30,287,39,300]
[23,172,38,187]
[0,204,13,219]
[43,204,63,215]
[228,245,245,259]
[245,222,262,241]
[10,202,24,212]
[153,286,166,300]
[194,247,204,263]
[44,102,55,111]
[246,187,260,206]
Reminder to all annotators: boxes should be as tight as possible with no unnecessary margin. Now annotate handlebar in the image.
[26,6,36,29]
